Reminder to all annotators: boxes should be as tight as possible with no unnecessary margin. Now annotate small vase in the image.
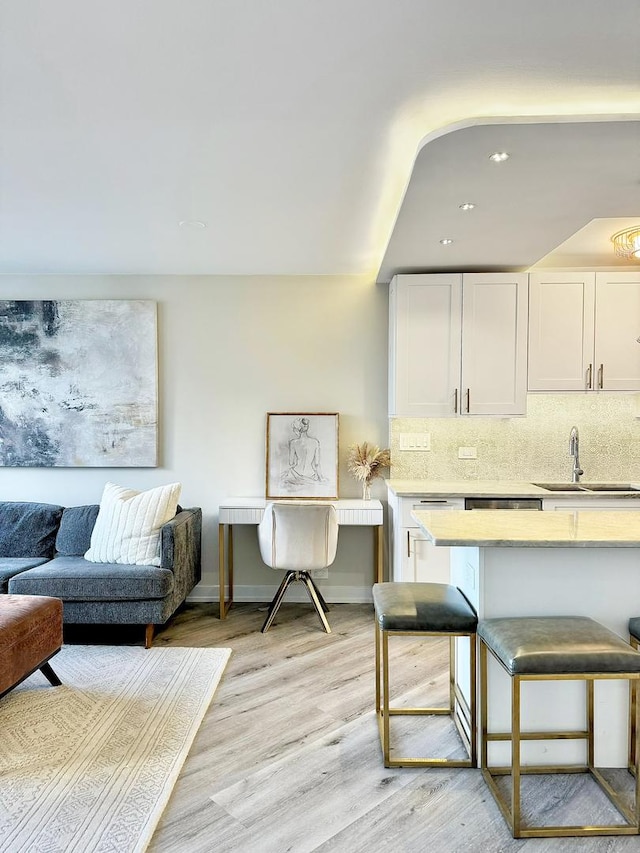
[362,480,371,501]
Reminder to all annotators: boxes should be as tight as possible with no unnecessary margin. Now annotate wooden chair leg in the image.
[145,624,155,649]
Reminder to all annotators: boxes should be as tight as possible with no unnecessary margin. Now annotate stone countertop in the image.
[387,479,640,498]
[411,509,640,547]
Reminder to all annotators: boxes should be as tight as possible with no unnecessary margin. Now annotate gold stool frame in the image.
[630,633,640,774]
[480,637,640,838]
[375,622,477,768]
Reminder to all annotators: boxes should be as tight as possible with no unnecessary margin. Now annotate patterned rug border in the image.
[0,644,232,853]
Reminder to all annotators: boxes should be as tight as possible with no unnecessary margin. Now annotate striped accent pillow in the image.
[84,482,182,566]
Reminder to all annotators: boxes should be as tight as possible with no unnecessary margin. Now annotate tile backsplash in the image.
[390,394,640,482]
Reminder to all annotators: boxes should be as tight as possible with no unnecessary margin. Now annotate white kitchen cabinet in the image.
[387,491,464,582]
[528,271,640,391]
[389,273,528,417]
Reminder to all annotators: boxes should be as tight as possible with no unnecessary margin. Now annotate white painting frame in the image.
[266,412,339,500]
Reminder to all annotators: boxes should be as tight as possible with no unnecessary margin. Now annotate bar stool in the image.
[372,581,477,768]
[479,616,640,839]
[628,617,640,771]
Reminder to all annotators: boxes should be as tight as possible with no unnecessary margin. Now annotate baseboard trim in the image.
[187,584,374,604]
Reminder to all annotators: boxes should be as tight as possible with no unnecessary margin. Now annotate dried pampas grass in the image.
[347,442,391,484]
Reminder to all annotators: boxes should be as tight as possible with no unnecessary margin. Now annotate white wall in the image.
[0,275,390,603]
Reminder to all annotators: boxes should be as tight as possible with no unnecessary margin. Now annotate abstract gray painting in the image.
[0,300,157,467]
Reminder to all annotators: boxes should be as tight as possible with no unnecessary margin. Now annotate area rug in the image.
[0,644,231,853]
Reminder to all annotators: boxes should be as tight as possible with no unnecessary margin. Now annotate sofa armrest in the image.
[160,508,202,600]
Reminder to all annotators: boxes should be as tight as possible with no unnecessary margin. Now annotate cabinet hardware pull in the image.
[586,363,593,390]
[465,388,470,413]
[407,530,411,558]
[453,388,458,413]
[598,363,604,389]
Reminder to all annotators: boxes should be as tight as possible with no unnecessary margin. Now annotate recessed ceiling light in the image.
[459,203,475,211]
[489,152,510,163]
[178,219,207,229]
[440,238,454,245]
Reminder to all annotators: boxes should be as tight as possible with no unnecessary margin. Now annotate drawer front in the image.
[400,497,464,527]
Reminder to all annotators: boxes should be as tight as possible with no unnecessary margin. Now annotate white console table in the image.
[218,498,384,619]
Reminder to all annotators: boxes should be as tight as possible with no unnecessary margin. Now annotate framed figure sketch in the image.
[266,412,339,499]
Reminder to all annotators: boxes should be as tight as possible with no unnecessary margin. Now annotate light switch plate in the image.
[399,432,431,451]
[458,446,477,459]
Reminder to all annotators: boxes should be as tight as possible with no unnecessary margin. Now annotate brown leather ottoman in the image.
[0,594,63,698]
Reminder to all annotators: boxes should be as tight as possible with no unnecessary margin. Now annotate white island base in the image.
[450,544,640,768]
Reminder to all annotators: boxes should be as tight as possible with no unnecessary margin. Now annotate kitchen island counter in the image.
[411,508,640,547]
[411,508,640,767]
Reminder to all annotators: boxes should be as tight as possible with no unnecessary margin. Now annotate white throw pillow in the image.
[85,482,182,566]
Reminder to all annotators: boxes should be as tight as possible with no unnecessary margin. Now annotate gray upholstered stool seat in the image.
[479,615,640,839]
[373,581,478,633]
[372,582,477,768]
[480,616,640,675]
[629,617,640,644]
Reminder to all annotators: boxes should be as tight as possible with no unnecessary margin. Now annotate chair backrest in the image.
[258,502,339,571]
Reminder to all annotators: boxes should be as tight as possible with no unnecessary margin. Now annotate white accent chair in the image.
[257,502,339,633]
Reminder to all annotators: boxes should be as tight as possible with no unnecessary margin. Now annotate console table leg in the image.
[375,524,384,583]
[218,523,234,619]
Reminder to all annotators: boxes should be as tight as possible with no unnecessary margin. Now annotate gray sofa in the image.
[1,501,202,647]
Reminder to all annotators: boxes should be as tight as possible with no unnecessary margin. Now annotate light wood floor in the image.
[87,602,640,852]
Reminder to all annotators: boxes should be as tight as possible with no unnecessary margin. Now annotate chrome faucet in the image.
[569,426,584,483]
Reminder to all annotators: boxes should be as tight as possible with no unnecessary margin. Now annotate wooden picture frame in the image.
[266,412,339,499]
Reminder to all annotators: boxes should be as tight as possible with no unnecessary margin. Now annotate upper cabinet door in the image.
[528,271,640,392]
[594,273,640,391]
[389,274,462,417]
[461,273,529,415]
[389,272,528,417]
[528,272,595,391]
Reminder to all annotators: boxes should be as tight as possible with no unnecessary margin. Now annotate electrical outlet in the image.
[399,432,431,451]
[458,446,477,459]
[311,567,328,579]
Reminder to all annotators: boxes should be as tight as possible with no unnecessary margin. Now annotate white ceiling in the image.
[1,0,639,277]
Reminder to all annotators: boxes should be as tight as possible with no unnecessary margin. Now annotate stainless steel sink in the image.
[578,483,640,492]
[532,482,640,493]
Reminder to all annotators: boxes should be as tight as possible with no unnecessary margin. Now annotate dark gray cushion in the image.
[55,505,99,556]
[0,557,49,592]
[479,616,640,675]
[629,617,640,643]
[372,582,477,633]
[0,502,64,558]
[8,556,174,601]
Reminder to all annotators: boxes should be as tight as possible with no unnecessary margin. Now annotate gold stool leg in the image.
[469,633,477,767]
[587,679,595,770]
[449,635,455,713]
[511,675,522,837]
[631,637,639,773]
[480,638,488,771]
[375,621,381,716]
[634,675,640,827]
[382,629,391,766]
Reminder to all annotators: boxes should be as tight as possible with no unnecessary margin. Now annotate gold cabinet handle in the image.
[586,363,593,390]
[465,388,470,413]
[598,363,604,389]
